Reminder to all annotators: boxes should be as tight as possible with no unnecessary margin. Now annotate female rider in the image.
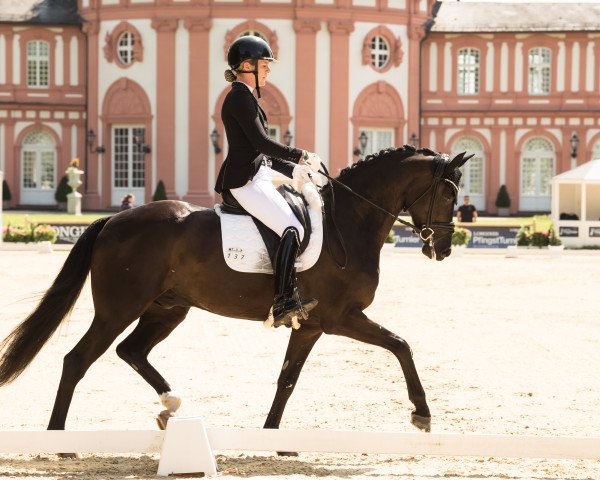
[215,35,320,328]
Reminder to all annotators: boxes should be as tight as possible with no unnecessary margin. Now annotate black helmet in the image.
[227,35,275,69]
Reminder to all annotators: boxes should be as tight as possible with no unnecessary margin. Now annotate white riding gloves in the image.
[298,151,328,187]
[303,152,323,173]
[292,164,313,184]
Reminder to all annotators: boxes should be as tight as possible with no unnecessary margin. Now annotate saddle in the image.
[221,184,312,265]
[216,183,323,274]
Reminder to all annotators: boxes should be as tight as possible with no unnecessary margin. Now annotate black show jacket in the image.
[214,82,303,194]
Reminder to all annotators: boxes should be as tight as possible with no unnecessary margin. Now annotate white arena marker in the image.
[1,424,600,477]
[157,417,217,477]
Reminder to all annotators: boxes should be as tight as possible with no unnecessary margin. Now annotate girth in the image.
[220,184,312,265]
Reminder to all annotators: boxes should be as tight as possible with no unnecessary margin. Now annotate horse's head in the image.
[405,151,473,260]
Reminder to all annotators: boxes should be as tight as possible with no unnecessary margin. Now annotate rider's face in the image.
[238,59,270,88]
[256,60,271,87]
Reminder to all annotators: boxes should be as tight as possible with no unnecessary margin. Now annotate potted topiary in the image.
[495,184,511,216]
[54,175,72,211]
[153,180,167,201]
[451,227,471,256]
[383,229,397,249]
[2,179,11,210]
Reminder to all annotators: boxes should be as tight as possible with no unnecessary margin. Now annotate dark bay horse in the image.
[0,146,471,435]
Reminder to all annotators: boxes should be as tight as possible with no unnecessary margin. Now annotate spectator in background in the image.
[457,195,477,223]
[120,194,135,211]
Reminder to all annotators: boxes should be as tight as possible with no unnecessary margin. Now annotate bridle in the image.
[401,154,459,245]
[317,154,459,268]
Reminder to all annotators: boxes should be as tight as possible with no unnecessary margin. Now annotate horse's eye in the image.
[443,193,453,202]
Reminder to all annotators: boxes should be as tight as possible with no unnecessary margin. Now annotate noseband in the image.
[317,154,458,268]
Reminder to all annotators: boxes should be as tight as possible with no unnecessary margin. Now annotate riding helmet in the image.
[227,35,276,69]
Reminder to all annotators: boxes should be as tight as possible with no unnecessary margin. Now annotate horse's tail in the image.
[0,216,110,386]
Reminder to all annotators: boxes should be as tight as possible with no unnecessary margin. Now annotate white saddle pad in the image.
[216,183,324,274]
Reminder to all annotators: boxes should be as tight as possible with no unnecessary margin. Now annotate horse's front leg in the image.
[325,309,431,431]
[264,323,322,455]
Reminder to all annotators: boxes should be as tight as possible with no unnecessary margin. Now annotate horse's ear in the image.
[448,152,474,170]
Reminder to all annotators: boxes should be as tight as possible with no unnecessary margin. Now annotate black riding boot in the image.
[272,227,318,328]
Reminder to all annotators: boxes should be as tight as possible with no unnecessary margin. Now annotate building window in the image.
[452,137,485,209]
[104,22,144,67]
[457,48,479,95]
[592,140,600,160]
[521,138,554,197]
[21,131,55,190]
[268,125,280,142]
[27,40,50,88]
[528,47,551,95]
[113,126,146,189]
[370,36,390,69]
[117,32,135,66]
[239,30,267,42]
[360,128,394,157]
[361,27,402,72]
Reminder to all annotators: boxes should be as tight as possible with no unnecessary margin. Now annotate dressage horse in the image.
[0,146,471,436]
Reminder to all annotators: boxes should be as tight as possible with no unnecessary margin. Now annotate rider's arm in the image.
[230,90,302,163]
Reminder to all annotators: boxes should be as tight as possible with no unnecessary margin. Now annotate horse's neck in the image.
[327,159,420,250]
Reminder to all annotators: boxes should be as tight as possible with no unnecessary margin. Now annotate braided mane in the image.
[337,145,438,180]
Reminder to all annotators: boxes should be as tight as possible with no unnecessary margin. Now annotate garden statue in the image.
[66,158,84,215]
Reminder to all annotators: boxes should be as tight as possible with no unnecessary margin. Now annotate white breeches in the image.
[230,166,304,241]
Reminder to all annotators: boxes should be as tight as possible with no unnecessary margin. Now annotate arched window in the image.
[592,140,600,160]
[238,30,267,42]
[369,35,390,69]
[528,47,551,95]
[27,40,50,88]
[451,136,485,210]
[21,130,56,205]
[117,31,135,66]
[457,48,479,95]
[520,137,554,211]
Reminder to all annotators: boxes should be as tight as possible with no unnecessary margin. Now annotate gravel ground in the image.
[0,247,599,479]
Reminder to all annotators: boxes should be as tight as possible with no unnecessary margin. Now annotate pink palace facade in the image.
[1,0,600,213]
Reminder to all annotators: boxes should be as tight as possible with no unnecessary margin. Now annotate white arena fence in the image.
[1,417,600,477]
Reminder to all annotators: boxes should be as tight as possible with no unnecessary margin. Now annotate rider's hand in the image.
[293,164,313,184]
[302,152,323,173]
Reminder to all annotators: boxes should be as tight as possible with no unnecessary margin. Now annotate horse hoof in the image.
[156,410,174,430]
[411,413,431,432]
[277,451,299,457]
[58,452,79,459]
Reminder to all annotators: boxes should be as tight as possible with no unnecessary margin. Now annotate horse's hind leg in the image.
[48,314,135,431]
[326,309,431,432]
[116,304,189,429]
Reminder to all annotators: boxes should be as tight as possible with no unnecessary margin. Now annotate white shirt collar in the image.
[234,80,254,93]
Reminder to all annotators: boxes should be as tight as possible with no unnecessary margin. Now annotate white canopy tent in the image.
[552,159,600,247]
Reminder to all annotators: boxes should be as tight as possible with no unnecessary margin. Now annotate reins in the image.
[316,154,458,269]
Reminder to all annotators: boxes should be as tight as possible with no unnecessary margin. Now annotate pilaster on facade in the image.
[183,17,212,32]
[293,18,321,34]
[82,19,101,208]
[327,19,354,174]
[328,19,354,36]
[151,17,178,33]
[152,16,179,199]
[294,18,320,152]
[183,16,213,206]
[407,22,424,144]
